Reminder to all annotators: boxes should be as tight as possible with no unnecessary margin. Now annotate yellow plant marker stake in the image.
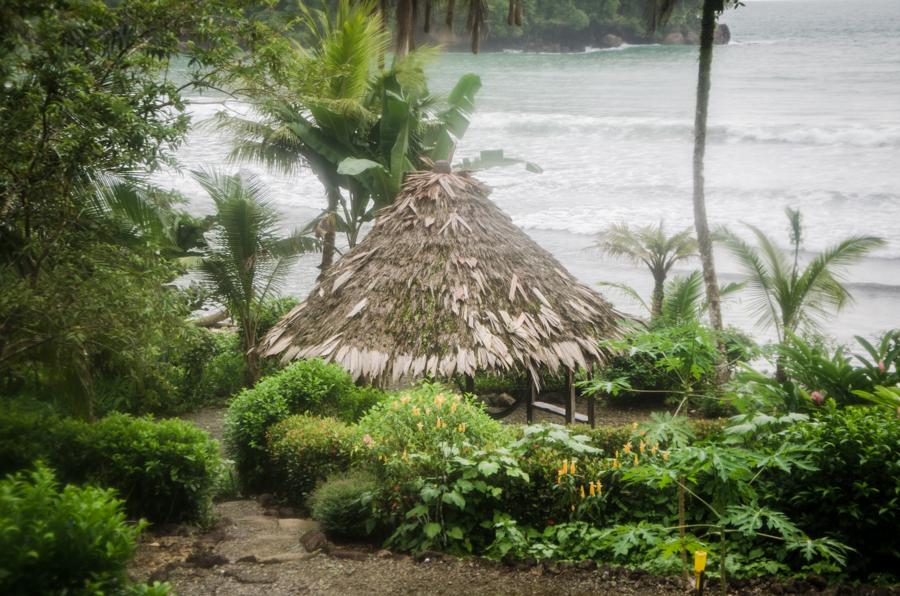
[693,550,708,595]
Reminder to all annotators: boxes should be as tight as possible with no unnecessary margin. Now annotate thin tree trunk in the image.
[318,186,341,278]
[693,0,728,383]
[243,319,260,386]
[651,272,665,319]
[395,0,415,58]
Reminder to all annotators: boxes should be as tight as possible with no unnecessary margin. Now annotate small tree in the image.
[194,171,317,384]
[596,222,697,319]
[721,208,884,376]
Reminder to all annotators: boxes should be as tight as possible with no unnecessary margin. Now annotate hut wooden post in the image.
[565,370,576,425]
[527,371,536,424]
[464,374,475,394]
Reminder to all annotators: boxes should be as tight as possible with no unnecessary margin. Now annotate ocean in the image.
[158,0,900,344]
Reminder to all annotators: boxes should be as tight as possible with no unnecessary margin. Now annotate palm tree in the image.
[215,0,389,277]
[386,0,521,56]
[596,222,697,319]
[646,0,739,337]
[194,170,318,384]
[721,208,884,346]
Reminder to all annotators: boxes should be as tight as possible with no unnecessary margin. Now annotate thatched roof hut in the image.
[259,166,625,389]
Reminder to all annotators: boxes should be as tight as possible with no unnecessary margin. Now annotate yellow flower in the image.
[401,450,408,461]
[633,454,639,466]
[614,450,619,460]
[639,440,646,454]
[401,395,411,405]
[589,482,596,497]
[631,422,638,431]
[661,450,670,461]
[412,406,420,417]
[651,443,659,456]
[612,459,620,470]
[417,422,424,431]
[623,443,632,455]
[580,485,586,499]
[434,393,446,408]
[436,417,444,429]
[458,423,466,433]
[450,402,458,413]
[561,460,569,475]
[596,480,603,496]
[570,460,577,475]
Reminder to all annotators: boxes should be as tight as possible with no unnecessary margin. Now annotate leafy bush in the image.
[777,406,900,579]
[187,330,245,405]
[266,414,358,506]
[0,465,142,595]
[309,470,379,540]
[0,406,221,524]
[89,414,222,524]
[224,358,384,492]
[357,383,502,465]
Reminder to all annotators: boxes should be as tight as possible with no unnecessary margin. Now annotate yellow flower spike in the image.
[434,394,446,409]
[639,440,646,454]
[623,443,632,455]
[589,482,596,497]
[436,417,444,429]
[662,450,670,461]
[651,443,659,456]
[401,395,411,405]
[561,460,569,475]
[631,422,638,431]
[450,402,458,413]
[571,460,577,475]
[580,485,586,499]
[458,423,466,433]
[597,480,603,496]
[417,422,424,431]
[633,454,639,466]
[412,406,420,417]
[425,407,432,415]
[571,505,575,512]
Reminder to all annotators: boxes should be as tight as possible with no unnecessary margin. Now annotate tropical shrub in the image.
[224,358,384,491]
[777,406,900,579]
[265,414,357,506]
[309,470,379,540]
[0,465,143,595]
[357,383,503,469]
[89,414,222,524]
[186,330,246,406]
[0,406,221,524]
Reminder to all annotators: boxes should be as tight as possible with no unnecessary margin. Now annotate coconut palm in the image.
[646,0,740,337]
[194,170,318,384]
[596,222,697,319]
[721,208,885,345]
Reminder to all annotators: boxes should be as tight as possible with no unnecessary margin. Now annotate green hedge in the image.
[309,470,379,540]
[0,465,149,595]
[0,405,221,524]
[266,414,357,506]
[224,359,385,492]
[778,406,900,578]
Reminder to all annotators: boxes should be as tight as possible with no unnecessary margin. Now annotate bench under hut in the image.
[258,163,626,425]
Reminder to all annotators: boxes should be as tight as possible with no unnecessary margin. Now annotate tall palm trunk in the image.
[395,0,415,58]
[692,0,728,382]
[318,185,341,277]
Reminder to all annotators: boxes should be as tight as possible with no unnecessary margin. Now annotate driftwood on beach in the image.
[259,166,625,387]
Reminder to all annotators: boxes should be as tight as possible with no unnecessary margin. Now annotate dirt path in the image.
[129,499,692,595]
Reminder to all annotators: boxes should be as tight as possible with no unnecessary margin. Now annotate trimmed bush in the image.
[0,405,221,524]
[266,414,357,506]
[0,464,142,595]
[777,406,900,579]
[224,359,385,491]
[89,414,222,524]
[309,470,379,540]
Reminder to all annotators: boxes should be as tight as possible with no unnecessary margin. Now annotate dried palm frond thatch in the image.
[259,166,626,386]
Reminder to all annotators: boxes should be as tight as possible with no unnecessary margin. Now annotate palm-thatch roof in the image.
[259,166,625,386]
